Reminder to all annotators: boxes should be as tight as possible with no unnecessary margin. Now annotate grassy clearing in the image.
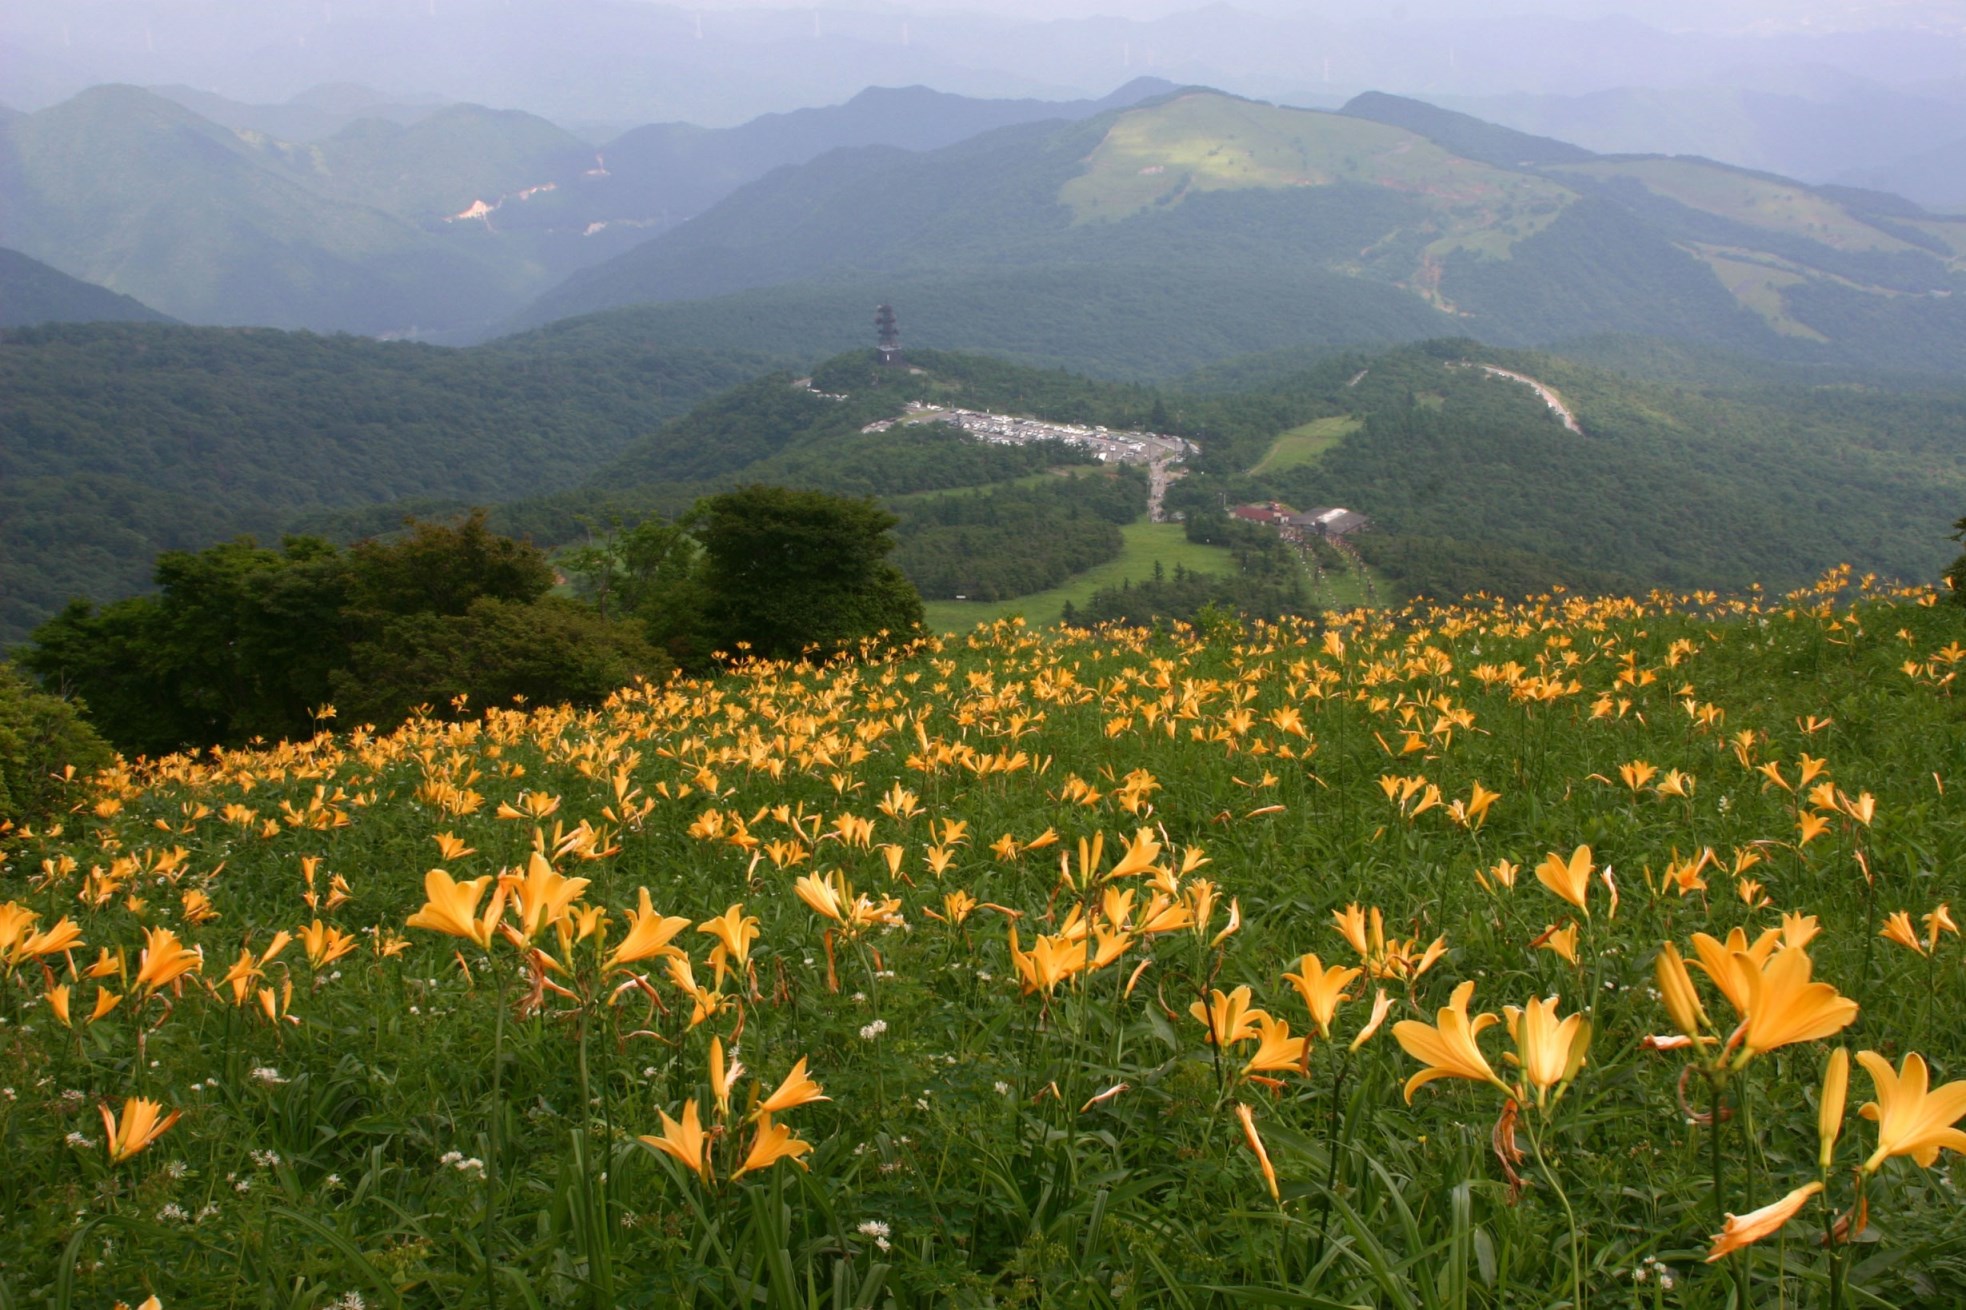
[1554,158,1915,254]
[1060,92,1572,239]
[921,520,1236,629]
[1250,414,1362,475]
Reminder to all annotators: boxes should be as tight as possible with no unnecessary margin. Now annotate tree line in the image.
[16,490,921,762]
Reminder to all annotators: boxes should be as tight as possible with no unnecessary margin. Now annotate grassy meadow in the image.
[1249,417,1363,476]
[922,522,1238,630]
[5,569,1966,1308]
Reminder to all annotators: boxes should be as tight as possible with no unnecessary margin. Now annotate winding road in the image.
[1459,363,1583,434]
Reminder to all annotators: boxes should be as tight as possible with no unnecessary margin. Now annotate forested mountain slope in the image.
[0,323,775,644]
[13,326,1966,649]
[517,90,1966,377]
[0,246,176,327]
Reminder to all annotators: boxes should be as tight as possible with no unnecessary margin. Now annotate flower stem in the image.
[1526,1118,1583,1309]
[484,965,508,1310]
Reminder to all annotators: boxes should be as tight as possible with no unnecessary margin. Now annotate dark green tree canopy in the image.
[21,514,663,756]
[347,509,555,619]
[0,663,113,825]
[695,485,924,659]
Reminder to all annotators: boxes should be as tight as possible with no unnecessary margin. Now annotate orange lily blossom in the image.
[1534,846,1593,915]
[1282,953,1359,1039]
[1241,1013,1310,1077]
[405,869,507,949]
[605,889,692,969]
[1855,1051,1966,1173]
[1350,988,1394,1052]
[100,1097,182,1163]
[732,1113,812,1178]
[640,1099,712,1182]
[757,1058,828,1115]
[1879,911,1924,955]
[1732,945,1858,1061]
[298,919,357,969]
[709,1037,742,1117]
[133,926,202,995]
[1191,985,1266,1048]
[698,904,761,983]
[1688,927,1780,1017]
[501,851,590,943]
[1705,1182,1823,1262]
[1651,940,1714,1038]
[17,915,84,964]
[1007,926,1080,996]
[1393,980,1510,1102]
[1820,1048,1849,1169]
[1503,996,1591,1106]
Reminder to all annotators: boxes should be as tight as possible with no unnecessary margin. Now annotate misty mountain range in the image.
[0,77,1175,335]
[6,73,1960,380]
[9,1,1966,128]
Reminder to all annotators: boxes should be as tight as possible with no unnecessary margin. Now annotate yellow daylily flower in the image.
[1393,980,1510,1102]
[1879,910,1924,955]
[298,919,358,969]
[501,851,590,943]
[1534,846,1593,915]
[1350,988,1395,1052]
[1820,1048,1849,1169]
[100,1097,182,1163]
[1191,985,1266,1048]
[605,888,692,969]
[1733,946,1859,1060]
[1688,927,1780,1017]
[704,1036,739,1118]
[1282,953,1359,1039]
[1007,926,1082,996]
[1504,995,1590,1106]
[405,869,506,950]
[757,1058,828,1116]
[698,904,761,983]
[1241,1012,1310,1077]
[640,1099,712,1182]
[731,1113,812,1178]
[132,926,203,996]
[1855,1050,1966,1173]
[1535,923,1579,966]
[1705,1182,1824,1263]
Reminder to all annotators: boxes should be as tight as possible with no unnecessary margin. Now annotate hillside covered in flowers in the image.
[3,569,1965,1308]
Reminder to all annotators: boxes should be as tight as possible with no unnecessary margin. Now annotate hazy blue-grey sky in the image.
[5,0,1961,162]
[660,0,1960,29]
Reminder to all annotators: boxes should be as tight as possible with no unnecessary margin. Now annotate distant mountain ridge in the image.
[508,89,1966,377]
[0,247,176,327]
[0,78,1174,336]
